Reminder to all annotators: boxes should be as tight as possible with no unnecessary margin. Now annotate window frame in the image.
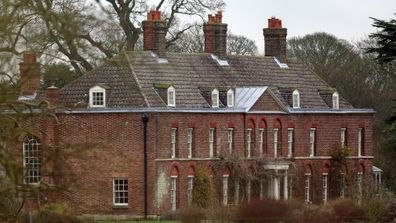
[187,176,194,206]
[246,128,252,158]
[167,86,176,107]
[340,128,347,147]
[227,89,234,107]
[171,128,177,158]
[89,85,106,108]
[209,128,215,158]
[304,173,311,204]
[309,128,316,157]
[322,174,328,203]
[23,136,41,184]
[187,128,194,159]
[170,176,178,211]
[273,128,279,158]
[358,128,364,156]
[222,175,229,206]
[258,128,265,157]
[212,89,219,108]
[287,128,294,158]
[292,89,300,108]
[227,128,234,154]
[113,178,128,206]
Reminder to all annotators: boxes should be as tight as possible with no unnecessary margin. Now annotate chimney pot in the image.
[215,11,223,24]
[268,17,282,28]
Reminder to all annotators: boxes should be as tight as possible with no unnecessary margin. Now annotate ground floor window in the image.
[171,176,177,211]
[322,174,328,203]
[223,175,229,206]
[113,178,128,206]
[187,176,194,206]
[304,174,310,204]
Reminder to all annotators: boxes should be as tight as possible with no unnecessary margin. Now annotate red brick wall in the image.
[24,111,374,214]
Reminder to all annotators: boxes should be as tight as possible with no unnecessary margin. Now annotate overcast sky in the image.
[222,0,395,51]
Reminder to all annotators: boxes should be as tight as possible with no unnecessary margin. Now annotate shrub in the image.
[175,207,205,223]
[329,199,366,222]
[361,195,388,222]
[192,167,215,208]
[236,199,291,222]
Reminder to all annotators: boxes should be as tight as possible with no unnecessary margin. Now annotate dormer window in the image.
[227,89,234,107]
[332,92,339,109]
[89,85,106,107]
[167,86,176,107]
[212,89,219,108]
[292,89,300,108]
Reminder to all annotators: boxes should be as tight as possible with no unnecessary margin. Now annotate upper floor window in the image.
[187,128,194,158]
[89,85,106,107]
[209,128,216,158]
[246,128,252,158]
[287,128,294,158]
[309,128,316,157]
[23,136,41,184]
[227,89,234,107]
[340,128,347,147]
[113,178,128,206]
[273,128,279,158]
[167,86,176,107]
[227,128,234,154]
[358,128,364,156]
[212,89,219,108]
[292,89,300,108]
[171,128,177,158]
[332,92,339,109]
[258,128,266,157]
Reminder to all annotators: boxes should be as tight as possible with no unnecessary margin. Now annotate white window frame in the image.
[89,86,106,107]
[292,89,300,108]
[287,128,294,158]
[171,128,177,158]
[209,128,215,157]
[170,176,177,211]
[357,172,363,197]
[309,128,316,157]
[227,89,234,107]
[222,175,229,206]
[227,128,233,154]
[322,174,328,203]
[246,128,252,158]
[304,173,311,204]
[332,91,339,109]
[358,128,363,157]
[187,128,193,158]
[340,128,346,147]
[273,128,279,158]
[167,86,176,107]
[113,178,128,206]
[187,176,194,206]
[23,136,41,184]
[258,128,265,157]
[212,89,219,108]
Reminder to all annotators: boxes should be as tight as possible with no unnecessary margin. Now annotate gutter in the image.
[141,113,149,219]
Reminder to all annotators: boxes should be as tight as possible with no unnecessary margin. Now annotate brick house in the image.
[18,10,381,217]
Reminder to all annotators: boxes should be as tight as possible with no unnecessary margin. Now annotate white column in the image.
[284,171,288,200]
[274,176,280,200]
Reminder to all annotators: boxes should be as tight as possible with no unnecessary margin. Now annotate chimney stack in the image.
[19,52,41,96]
[263,17,287,62]
[204,11,228,58]
[46,86,60,105]
[142,10,167,57]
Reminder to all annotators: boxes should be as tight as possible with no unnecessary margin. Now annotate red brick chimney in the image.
[142,10,167,57]
[263,17,287,62]
[46,86,60,105]
[19,52,41,96]
[204,11,228,58]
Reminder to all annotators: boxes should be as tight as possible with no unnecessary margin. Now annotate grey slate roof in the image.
[59,51,354,110]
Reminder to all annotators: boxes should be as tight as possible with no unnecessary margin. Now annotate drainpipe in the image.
[142,113,149,219]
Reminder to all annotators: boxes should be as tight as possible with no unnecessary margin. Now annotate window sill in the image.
[113,205,129,209]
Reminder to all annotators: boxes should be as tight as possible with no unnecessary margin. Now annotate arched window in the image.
[89,85,106,107]
[167,86,176,107]
[292,89,300,108]
[23,136,41,184]
[170,166,179,211]
[332,92,339,109]
[227,89,234,107]
[212,89,219,108]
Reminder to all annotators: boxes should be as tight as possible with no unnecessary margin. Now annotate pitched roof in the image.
[59,51,353,110]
